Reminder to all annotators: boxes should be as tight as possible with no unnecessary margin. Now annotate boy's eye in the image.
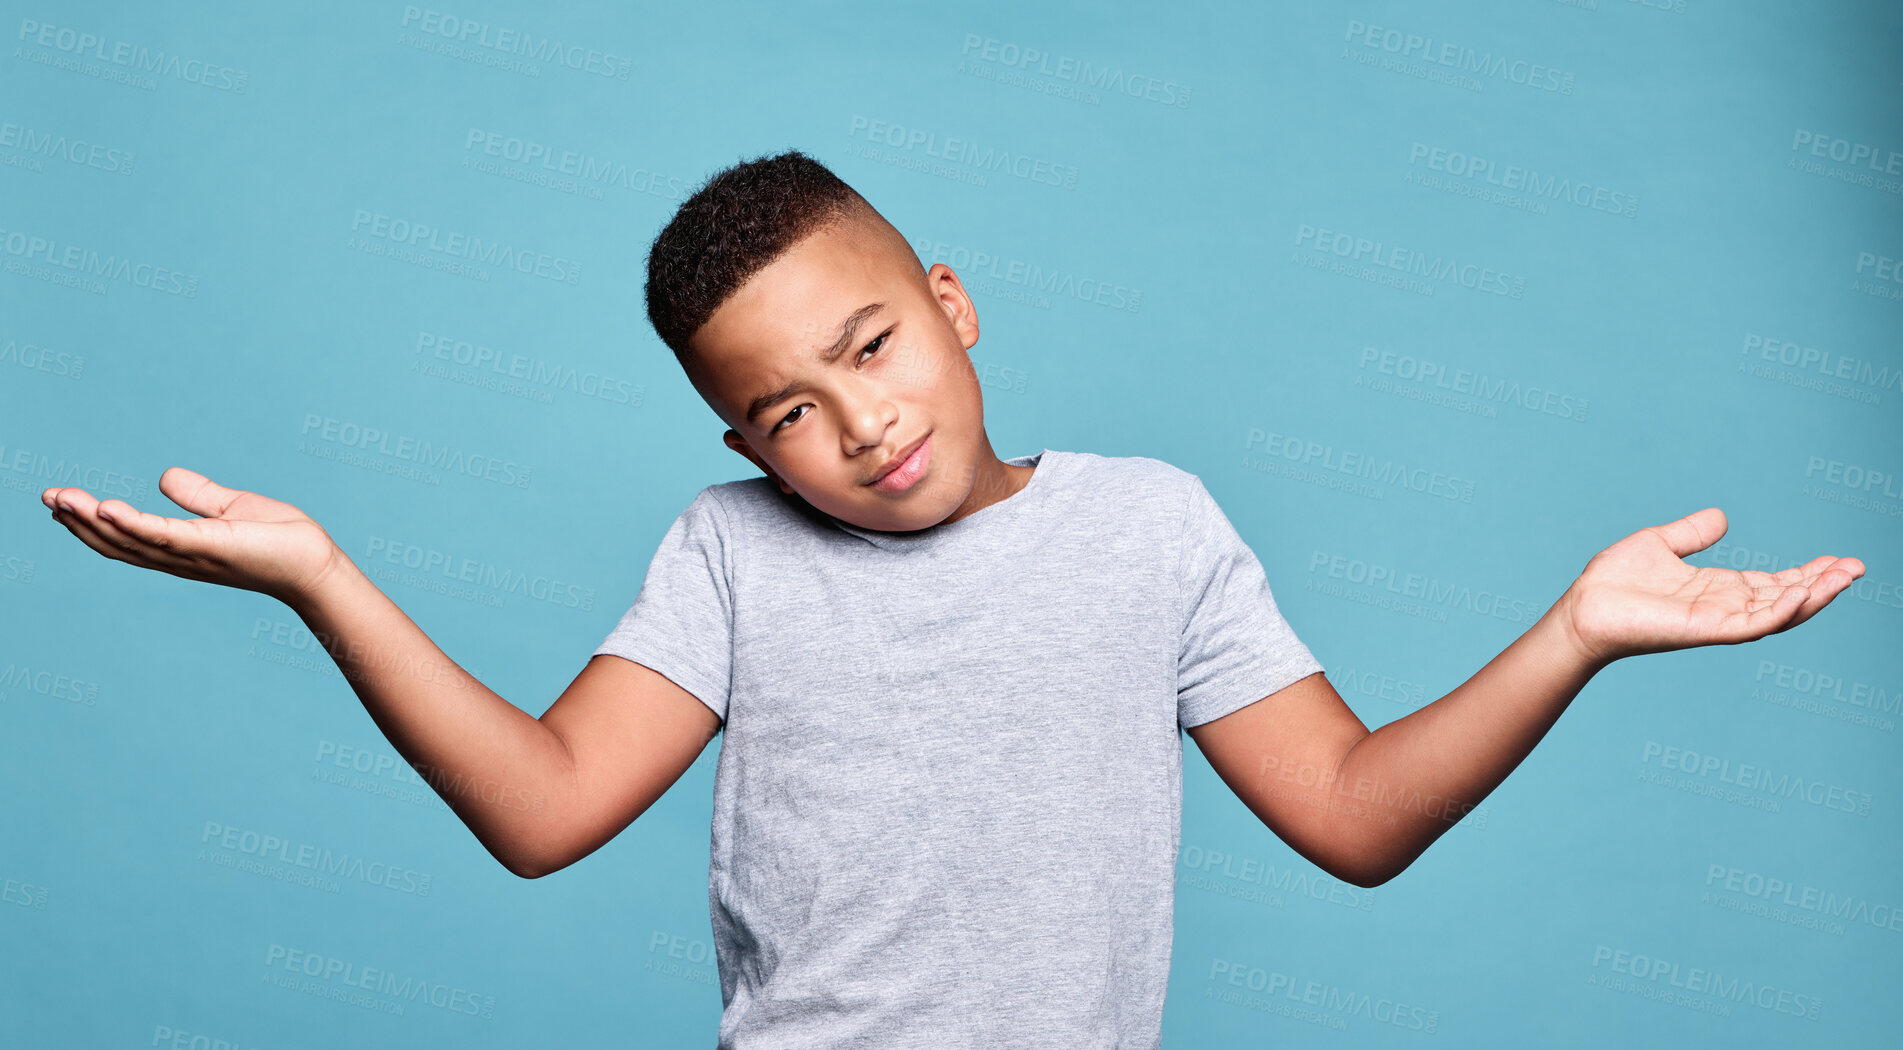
[770,329,893,434]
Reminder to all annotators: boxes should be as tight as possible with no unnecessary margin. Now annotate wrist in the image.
[284,541,360,616]
[1545,582,1617,676]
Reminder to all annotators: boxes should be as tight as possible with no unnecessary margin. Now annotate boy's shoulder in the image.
[1054,449,1202,513]
[1058,448,1196,487]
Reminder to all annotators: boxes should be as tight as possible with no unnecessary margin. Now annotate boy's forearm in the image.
[287,549,574,878]
[1328,586,1608,884]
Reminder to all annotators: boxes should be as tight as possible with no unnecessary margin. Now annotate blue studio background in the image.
[4,1,1900,1046]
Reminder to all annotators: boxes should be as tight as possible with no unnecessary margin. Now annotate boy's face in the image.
[685,210,1012,533]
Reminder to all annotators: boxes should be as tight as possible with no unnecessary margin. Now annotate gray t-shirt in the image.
[593,448,1324,1049]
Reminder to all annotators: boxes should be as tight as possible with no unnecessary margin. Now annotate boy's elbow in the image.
[1340,864,1399,889]
[1327,850,1406,889]
[495,842,567,880]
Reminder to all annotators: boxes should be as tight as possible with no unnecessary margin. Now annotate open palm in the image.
[43,467,340,604]
[1561,506,1865,667]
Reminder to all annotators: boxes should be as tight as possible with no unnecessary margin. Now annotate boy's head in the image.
[645,149,1026,533]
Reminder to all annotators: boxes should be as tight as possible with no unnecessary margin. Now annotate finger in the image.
[1644,507,1727,558]
[51,501,200,576]
[90,508,200,571]
[51,504,146,567]
[158,466,244,519]
[1733,563,1860,637]
[1770,576,1859,635]
[1741,555,1844,589]
[95,498,194,557]
[42,485,93,508]
[55,498,193,566]
[1809,557,1866,588]
[1738,584,1811,638]
[48,486,100,515]
[1797,563,1863,614]
[1768,562,1860,614]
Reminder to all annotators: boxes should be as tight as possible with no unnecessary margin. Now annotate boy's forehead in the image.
[692,219,917,399]
[718,221,903,339]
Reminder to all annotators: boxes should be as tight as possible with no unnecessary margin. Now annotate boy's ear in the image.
[723,429,795,495]
[927,263,980,351]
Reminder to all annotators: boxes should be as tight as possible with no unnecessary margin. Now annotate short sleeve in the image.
[1175,476,1324,729]
[592,488,734,721]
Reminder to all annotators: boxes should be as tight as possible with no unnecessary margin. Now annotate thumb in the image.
[1643,506,1727,558]
[158,466,246,519]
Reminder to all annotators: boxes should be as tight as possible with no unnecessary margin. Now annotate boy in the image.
[42,150,1863,1048]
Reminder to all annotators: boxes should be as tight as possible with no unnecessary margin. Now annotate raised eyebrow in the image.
[821,302,885,359]
[744,302,887,425]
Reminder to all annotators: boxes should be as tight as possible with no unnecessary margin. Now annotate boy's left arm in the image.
[1185,506,1865,888]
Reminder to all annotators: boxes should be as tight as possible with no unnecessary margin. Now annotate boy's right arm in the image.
[43,469,722,880]
[291,555,722,879]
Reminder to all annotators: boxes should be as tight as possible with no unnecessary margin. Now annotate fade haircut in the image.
[646,149,883,368]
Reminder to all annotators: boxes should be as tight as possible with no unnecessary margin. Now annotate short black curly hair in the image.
[645,149,878,368]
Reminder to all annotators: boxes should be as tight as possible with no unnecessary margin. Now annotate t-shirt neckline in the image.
[828,449,1057,548]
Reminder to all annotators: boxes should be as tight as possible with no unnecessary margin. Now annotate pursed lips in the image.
[864,433,928,486]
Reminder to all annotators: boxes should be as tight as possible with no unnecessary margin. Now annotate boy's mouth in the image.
[866,432,931,492]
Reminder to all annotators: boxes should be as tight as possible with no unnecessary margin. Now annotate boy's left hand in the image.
[1556,506,1865,668]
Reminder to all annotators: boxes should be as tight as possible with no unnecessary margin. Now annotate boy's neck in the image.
[935,435,1035,528]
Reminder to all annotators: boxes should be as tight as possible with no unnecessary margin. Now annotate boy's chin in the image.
[786,487,955,534]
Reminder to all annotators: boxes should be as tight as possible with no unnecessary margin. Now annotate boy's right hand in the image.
[43,467,344,605]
